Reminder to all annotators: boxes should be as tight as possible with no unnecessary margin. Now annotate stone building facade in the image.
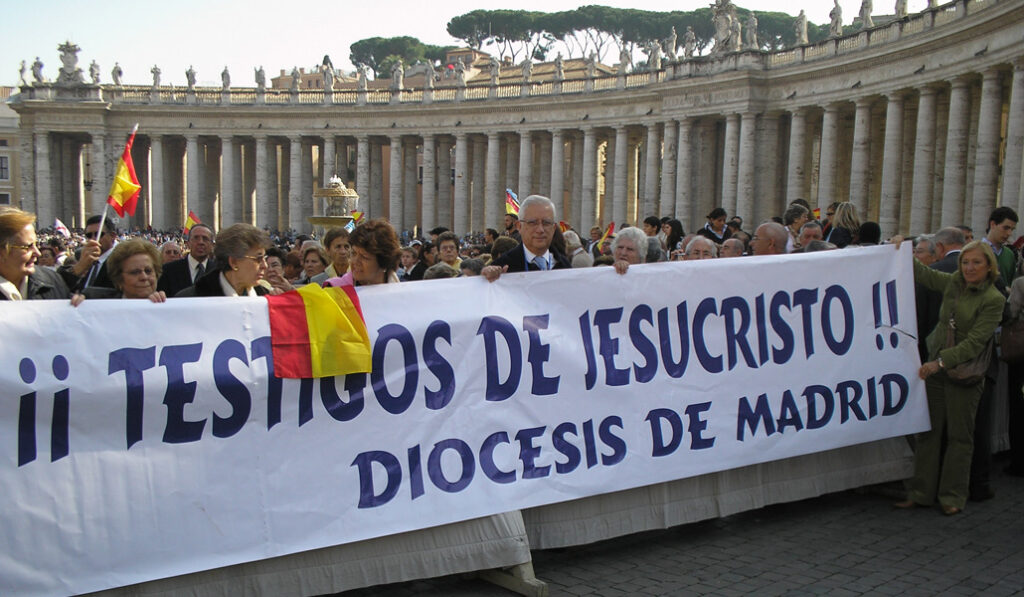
[10,0,1024,237]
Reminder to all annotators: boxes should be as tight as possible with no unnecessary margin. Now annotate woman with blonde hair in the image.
[825,202,860,248]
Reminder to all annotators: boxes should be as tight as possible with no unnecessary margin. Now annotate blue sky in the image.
[2,0,932,87]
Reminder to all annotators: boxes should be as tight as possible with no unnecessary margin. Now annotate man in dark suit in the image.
[916,226,965,359]
[483,195,571,281]
[158,223,214,296]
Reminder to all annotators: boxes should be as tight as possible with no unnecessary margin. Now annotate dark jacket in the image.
[175,268,269,297]
[490,242,572,273]
[0,267,71,301]
[916,250,960,361]
[159,257,210,297]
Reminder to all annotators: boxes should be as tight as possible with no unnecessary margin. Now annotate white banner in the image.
[0,245,928,596]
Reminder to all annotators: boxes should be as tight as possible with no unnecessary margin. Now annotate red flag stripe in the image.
[265,290,314,378]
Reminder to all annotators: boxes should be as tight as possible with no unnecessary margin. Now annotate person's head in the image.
[186,223,214,261]
[611,226,647,265]
[590,225,602,242]
[706,207,727,232]
[789,198,811,212]
[720,237,744,257]
[958,240,999,286]
[282,251,303,281]
[85,214,117,253]
[932,226,966,257]
[429,226,449,243]
[783,204,809,230]
[803,240,837,252]
[517,195,557,256]
[750,221,788,256]
[797,221,823,248]
[400,247,418,270]
[645,237,665,263]
[684,236,718,260]
[323,227,351,270]
[437,231,460,265]
[490,236,518,259]
[265,247,286,278]
[423,263,459,280]
[664,219,684,248]
[106,239,162,299]
[956,225,974,243]
[37,246,56,267]
[643,216,661,236]
[214,224,271,291]
[484,228,499,245]
[161,241,183,263]
[824,201,841,224]
[48,236,66,255]
[913,235,937,265]
[858,221,881,245]
[0,208,39,286]
[986,206,1018,246]
[831,202,860,232]
[459,258,485,276]
[504,213,519,231]
[301,244,328,278]
[348,218,401,285]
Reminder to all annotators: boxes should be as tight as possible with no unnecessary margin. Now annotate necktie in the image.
[533,256,549,271]
[195,261,206,282]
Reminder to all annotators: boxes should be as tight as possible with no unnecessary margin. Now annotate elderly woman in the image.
[83,239,166,302]
[684,236,718,260]
[894,240,1005,515]
[331,219,401,286]
[298,244,328,285]
[177,224,271,297]
[0,207,71,301]
[611,226,647,275]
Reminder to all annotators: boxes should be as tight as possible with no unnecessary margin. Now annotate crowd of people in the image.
[3,195,1023,517]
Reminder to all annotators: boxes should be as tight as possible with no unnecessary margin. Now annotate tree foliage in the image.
[349,37,455,78]
[445,5,828,64]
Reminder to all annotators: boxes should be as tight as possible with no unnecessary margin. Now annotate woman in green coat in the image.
[895,240,1005,515]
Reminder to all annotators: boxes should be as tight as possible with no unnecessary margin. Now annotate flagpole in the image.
[95,123,140,240]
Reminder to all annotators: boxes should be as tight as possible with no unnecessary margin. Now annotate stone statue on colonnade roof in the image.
[554,54,564,80]
[255,66,266,90]
[186,66,197,90]
[31,57,44,84]
[745,13,758,50]
[18,60,26,86]
[391,59,404,91]
[711,0,736,55]
[829,1,843,37]
[221,67,230,90]
[895,0,908,18]
[111,62,122,86]
[56,41,84,86]
[150,65,161,88]
[860,0,874,28]
[665,26,677,61]
[795,10,809,45]
[89,60,100,84]
[684,26,696,58]
[489,56,501,84]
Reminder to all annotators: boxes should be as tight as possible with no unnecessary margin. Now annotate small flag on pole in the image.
[505,189,520,215]
[54,218,71,238]
[813,207,821,220]
[107,124,141,217]
[351,211,364,223]
[184,210,201,232]
[596,222,615,251]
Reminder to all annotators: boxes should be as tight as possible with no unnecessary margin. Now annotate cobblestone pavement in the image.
[341,458,1024,596]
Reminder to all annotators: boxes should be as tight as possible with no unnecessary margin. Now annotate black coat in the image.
[175,268,269,297]
[490,242,572,273]
[0,267,71,301]
[158,258,210,297]
[916,250,960,361]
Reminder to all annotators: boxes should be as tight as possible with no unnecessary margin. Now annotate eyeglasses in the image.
[242,253,268,264]
[522,219,556,229]
[84,231,107,240]
[124,267,156,277]
[6,242,39,252]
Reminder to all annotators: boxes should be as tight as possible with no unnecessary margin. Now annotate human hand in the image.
[482,264,507,282]
[918,360,940,379]
[69,293,85,307]
[72,239,102,276]
[613,260,630,275]
[148,291,167,303]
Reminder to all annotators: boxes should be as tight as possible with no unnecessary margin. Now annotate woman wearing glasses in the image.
[176,224,271,297]
[82,239,166,302]
[0,207,71,301]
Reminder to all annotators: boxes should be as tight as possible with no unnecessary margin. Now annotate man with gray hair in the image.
[483,195,571,281]
[720,237,745,257]
[913,234,937,266]
[749,221,789,256]
[916,226,965,361]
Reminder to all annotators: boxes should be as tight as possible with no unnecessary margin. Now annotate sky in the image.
[1,0,934,87]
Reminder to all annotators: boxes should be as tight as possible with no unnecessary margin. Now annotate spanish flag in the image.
[351,211,365,223]
[559,221,571,233]
[505,189,520,215]
[184,210,201,232]
[596,222,615,250]
[265,283,371,379]
[106,124,141,217]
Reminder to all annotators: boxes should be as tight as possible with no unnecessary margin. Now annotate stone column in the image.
[322,136,336,184]
[356,136,370,216]
[612,125,629,225]
[184,134,204,223]
[660,120,678,218]
[505,135,519,193]
[454,133,470,234]
[973,67,1003,229]
[941,76,972,227]
[437,137,453,229]
[472,137,486,232]
[909,88,938,234]
[403,139,418,231]
[288,136,304,232]
[517,130,533,198]
[721,114,740,216]
[550,129,565,216]
[817,104,841,208]
[786,108,807,205]
[254,135,273,229]
[571,133,584,227]
[756,112,783,224]
[486,132,502,231]
[34,132,51,226]
[370,141,384,219]
[538,135,552,196]
[90,132,106,216]
[581,127,598,230]
[1004,59,1024,218]
[149,136,165,229]
[736,112,757,223]
[848,97,873,214]
[878,93,905,237]
[675,119,692,228]
[643,122,660,218]
[422,134,436,233]
[220,136,238,227]
[388,135,403,230]
[58,139,73,224]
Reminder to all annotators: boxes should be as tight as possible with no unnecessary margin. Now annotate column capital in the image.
[917,85,940,98]
[885,90,906,102]
[981,65,1003,81]
[1013,56,1024,72]
[853,95,875,108]
[946,73,975,88]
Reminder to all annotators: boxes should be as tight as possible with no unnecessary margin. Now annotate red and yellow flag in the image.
[351,211,365,223]
[597,222,615,250]
[265,284,371,379]
[106,125,141,217]
[558,221,571,233]
[505,189,520,215]
[184,210,201,232]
